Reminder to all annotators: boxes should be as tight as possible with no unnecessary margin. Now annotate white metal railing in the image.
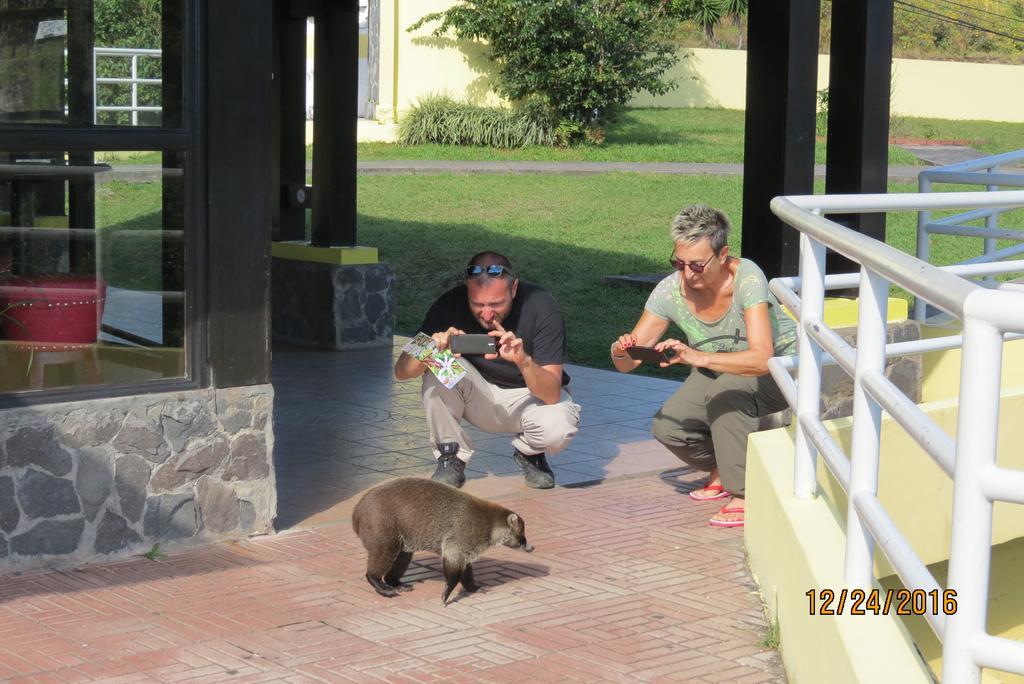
[916,149,1024,320]
[63,48,163,125]
[767,189,1024,684]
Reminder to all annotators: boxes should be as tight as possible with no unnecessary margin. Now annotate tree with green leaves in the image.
[93,0,163,125]
[409,0,682,142]
[671,0,748,48]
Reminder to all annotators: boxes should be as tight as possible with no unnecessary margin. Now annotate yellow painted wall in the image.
[369,6,1024,124]
[746,387,1024,683]
[920,322,1024,403]
[376,0,501,123]
[746,430,933,684]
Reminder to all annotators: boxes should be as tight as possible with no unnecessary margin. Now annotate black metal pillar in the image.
[67,0,96,274]
[824,0,894,274]
[207,0,274,386]
[310,0,359,247]
[740,0,821,279]
[162,0,186,347]
[271,0,309,242]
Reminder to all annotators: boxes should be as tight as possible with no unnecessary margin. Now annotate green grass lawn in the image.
[83,168,1023,374]
[356,172,1024,375]
[356,108,925,166]
[95,181,165,291]
[890,115,1024,156]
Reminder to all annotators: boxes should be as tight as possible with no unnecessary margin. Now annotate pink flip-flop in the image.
[709,505,745,528]
[688,483,730,501]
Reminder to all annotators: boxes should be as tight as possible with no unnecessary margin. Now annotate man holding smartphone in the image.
[394,252,580,489]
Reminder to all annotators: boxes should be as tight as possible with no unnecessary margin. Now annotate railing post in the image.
[131,53,139,126]
[844,267,888,587]
[93,47,98,124]
[794,230,826,499]
[942,313,1002,684]
[915,175,932,321]
[984,167,998,285]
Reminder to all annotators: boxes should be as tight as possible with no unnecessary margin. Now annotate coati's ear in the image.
[507,513,520,529]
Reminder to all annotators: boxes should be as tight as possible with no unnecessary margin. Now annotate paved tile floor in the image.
[0,340,786,682]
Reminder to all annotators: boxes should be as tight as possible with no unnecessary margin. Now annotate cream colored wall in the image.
[369,6,1024,124]
[746,387,1024,683]
[375,0,501,123]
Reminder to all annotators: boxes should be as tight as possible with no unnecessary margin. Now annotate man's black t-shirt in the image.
[419,281,570,389]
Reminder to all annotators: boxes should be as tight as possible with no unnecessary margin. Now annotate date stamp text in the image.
[806,589,958,616]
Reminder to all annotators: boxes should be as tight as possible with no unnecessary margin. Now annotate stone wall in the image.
[0,385,275,572]
[272,259,396,350]
[759,320,923,430]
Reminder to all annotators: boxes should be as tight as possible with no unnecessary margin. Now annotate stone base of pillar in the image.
[272,258,396,350]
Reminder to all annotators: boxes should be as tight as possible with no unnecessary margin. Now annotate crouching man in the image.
[394,252,580,489]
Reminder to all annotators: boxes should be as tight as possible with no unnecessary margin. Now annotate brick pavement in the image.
[0,343,786,682]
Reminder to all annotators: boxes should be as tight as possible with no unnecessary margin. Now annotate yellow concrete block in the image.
[920,321,1024,403]
[779,297,909,327]
[34,215,70,229]
[747,388,1024,683]
[1,214,69,229]
[746,428,933,683]
[271,242,378,265]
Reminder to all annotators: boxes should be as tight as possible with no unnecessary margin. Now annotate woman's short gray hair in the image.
[669,204,731,254]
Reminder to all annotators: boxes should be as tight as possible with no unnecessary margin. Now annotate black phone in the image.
[625,345,677,364]
[449,334,497,355]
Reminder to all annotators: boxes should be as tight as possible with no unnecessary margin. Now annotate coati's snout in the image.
[503,513,534,553]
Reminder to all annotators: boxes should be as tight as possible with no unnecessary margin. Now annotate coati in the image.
[352,477,534,604]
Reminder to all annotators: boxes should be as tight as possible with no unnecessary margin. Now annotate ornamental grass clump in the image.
[398,95,556,148]
[410,0,681,143]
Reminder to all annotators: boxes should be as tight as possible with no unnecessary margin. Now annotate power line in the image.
[894,0,1024,42]
[929,0,1024,23]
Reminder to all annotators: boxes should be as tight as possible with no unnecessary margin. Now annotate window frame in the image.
[0,0,207,407]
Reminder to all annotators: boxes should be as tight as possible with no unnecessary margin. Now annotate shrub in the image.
[398,95,556,148]
[409,0,681,139]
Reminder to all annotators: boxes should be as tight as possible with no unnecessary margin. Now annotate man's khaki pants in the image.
[422,361,581,462]
[651,368,787,497]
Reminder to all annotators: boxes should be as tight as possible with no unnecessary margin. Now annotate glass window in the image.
[0,150,186,391]
[0,1,182,127]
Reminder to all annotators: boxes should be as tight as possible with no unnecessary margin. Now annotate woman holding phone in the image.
[610,204,796,528]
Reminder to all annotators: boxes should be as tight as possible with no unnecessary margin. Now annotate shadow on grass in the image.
[357,210,704,377]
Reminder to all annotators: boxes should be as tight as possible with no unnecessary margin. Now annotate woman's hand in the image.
[612,333,637,356]
[655,338,703,368]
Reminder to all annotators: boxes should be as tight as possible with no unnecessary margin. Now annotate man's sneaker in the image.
[512,448,555,489]
[431,444,466,488]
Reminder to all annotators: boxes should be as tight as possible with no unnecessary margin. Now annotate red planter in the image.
[0,275,107,345]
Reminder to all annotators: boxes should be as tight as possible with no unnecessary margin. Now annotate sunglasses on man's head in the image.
[466,264,513,279]
[669,253,715,274]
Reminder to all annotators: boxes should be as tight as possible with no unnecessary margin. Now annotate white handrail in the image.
[63,47,163,124]
[915,149,1024,319]
[770,188,1024,683]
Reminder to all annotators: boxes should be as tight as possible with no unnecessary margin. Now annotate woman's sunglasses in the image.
[669,253,716,274]
[465,264,514,279]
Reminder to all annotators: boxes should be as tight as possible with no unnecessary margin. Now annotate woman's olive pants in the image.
[651,368,788,497]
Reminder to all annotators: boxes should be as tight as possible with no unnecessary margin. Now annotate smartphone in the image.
[625,345,677,364]
[449,334,497,355]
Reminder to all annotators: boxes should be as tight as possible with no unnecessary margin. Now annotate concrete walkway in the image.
[355,160,928,182]
[0,341,786,682]
[104,159,929,182]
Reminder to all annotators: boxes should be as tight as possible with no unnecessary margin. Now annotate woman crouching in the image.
[611,204,796,528]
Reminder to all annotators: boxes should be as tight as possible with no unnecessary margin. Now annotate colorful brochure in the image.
[402,332,467,389]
